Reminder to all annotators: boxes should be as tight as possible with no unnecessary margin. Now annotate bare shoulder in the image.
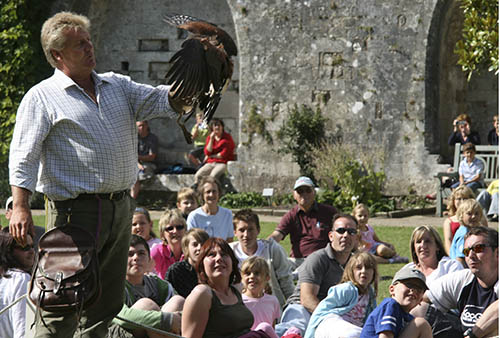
[188,284,213,301]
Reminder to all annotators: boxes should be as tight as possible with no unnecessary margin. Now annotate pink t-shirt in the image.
[360,224,377,251]
[242,293,281,330]
[150,244,184,280]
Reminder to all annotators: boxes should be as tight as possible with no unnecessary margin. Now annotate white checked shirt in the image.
[9,69,176,201]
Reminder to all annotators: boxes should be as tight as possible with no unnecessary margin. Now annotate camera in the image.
[456,121,467,126]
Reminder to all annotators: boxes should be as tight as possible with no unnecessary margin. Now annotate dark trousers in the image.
[35,195,135,338]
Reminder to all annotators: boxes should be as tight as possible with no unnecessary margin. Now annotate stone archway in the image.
[426,0,498,164]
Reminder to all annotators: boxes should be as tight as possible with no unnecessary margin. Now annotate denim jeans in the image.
[275,303,311,337]
[451,181,482,192]
[477,190,499,216]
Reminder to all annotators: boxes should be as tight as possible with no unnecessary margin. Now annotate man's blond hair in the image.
[41,12,90,68]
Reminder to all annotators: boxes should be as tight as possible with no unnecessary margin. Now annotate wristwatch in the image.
[463,328,478,338]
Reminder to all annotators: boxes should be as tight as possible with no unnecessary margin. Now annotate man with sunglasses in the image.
[412,226,498,338]
[275,214,358,337]
[269,176,338,269]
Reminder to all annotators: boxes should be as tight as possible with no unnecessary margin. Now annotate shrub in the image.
[219,192,295,209]
[311,142,386,208]
[276,104,328,180]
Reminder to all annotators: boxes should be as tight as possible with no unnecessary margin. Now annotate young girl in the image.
[449,199,486,267]
[132,207,162,249]
[150,209,186,279]
[305,252,378,338]
[241,256,281,338]
[442,186,487,255]
[352,204,408,264]
[166,228,209,298]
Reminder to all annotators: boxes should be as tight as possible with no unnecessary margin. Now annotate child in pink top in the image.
[352,204,408,264]
[241,256,280,338]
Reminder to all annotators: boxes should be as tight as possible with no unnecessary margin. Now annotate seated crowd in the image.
[1,174,498,338]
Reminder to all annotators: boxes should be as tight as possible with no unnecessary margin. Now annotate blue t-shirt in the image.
[360,298,413,338]
[449,225,468,259]
[186,206,234,239]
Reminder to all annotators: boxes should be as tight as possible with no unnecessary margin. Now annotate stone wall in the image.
[227,0,497,194]
[49,0,498,195]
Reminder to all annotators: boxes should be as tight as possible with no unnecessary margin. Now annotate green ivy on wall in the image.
[242,105,274,146]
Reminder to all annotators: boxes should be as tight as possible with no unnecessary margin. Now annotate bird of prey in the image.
[164,14,238,144]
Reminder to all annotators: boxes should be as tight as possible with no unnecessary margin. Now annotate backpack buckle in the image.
[54,272,63,294]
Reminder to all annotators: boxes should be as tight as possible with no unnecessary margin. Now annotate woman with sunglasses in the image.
[151,209,186,279]
[0,228,35,337]
[404,225,463,288]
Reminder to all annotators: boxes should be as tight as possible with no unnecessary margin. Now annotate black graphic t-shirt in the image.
[458,277,498,331]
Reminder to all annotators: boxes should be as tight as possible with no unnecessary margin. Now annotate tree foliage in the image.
[0,0,53,198]
[276,104,327,180]
[455,0,498,80]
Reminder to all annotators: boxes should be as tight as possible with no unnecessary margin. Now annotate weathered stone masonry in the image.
[49,0,497,195]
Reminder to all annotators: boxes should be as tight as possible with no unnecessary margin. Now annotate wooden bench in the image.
[435,144,498,216]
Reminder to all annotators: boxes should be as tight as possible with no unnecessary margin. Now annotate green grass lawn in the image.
[21,215,438,304]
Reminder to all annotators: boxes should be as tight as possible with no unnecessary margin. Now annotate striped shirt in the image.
[9,69,176,201]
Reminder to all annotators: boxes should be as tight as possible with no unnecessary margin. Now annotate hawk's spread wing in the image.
[164,13,237,143]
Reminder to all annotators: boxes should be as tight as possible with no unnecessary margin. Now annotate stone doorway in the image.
[426,0,498,165]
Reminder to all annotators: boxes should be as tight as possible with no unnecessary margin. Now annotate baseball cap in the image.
[5,196,13,210]
[293,176,315,190]
[392,266,428,290]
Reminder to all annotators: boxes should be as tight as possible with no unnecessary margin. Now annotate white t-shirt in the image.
[231,241,266,266]
[187,206,234,239]
[0,269,30,338]
[403,255,464,287]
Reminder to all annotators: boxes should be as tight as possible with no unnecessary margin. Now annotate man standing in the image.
[131,120,159,199]
[9,12,177,337]
[412,226,498,338]
[269,176,337,267]
[275,214,358,336]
